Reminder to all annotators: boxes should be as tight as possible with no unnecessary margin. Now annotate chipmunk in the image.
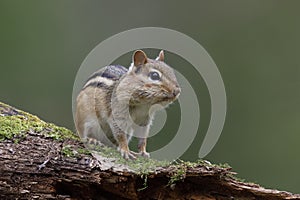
[75,50,180,159]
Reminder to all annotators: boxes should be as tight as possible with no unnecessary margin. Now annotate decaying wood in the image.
[0,102,299,200]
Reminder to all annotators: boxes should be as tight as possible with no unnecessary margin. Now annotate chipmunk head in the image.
[126,50,181,106]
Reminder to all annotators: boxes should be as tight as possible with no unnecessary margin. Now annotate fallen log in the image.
[0,102,299,200]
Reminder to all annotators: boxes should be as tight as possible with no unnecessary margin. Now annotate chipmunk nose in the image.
[172,86,181,97]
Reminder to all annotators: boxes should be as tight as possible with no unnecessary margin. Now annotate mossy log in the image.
[0,102,299,200]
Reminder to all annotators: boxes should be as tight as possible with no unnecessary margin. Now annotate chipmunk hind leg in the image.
[78,116,115,148]
[80,117,103,146]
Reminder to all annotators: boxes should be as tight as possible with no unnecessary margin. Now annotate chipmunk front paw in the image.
[139,151,150,158]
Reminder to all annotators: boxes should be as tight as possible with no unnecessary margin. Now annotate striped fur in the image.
[75,50,181,160]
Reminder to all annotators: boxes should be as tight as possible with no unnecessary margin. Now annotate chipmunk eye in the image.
[149,71,161,81]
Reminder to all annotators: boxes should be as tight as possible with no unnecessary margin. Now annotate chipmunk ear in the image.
[133,50,148,66]
[155,50,164,61]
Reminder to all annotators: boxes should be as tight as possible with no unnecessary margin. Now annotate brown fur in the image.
[75,50,180,159]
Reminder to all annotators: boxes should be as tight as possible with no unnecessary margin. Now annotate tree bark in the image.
[0,102,299,200]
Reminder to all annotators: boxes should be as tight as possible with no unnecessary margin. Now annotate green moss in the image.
[43,124,79,141]
[130,156,170,174]
[62,145,77,157]
[94,145,122,158]
[166,159,234,186]
[168,165,186,186]
[77,147,91,155]
[0,102,79,142]
[62,145,92,158]
[89,144,170,174]
[167,160,188,186]
[0,115,29,142]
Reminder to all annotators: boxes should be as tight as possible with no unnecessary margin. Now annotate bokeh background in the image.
[1,0,299,193]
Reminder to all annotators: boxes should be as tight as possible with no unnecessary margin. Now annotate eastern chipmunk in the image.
[75,50,181,159]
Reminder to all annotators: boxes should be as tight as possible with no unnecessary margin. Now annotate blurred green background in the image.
[1,0,299,193]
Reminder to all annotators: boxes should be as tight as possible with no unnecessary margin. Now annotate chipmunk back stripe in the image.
[83,65,128,90]
[86,71,105,82]
[86,65,127,82]
[84,76,114,87]
[83,81,112,89]
[103,65,127,79]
